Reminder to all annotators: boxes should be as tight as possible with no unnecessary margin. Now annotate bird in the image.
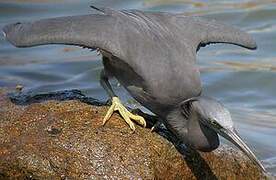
[2,6,266,172]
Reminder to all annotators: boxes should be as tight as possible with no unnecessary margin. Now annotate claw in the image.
[151,125,156,132]
[102,97,147,130]
[150,120,162,132]
[103,102,115,125]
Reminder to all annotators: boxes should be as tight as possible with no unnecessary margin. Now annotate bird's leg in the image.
[100,70,146,131]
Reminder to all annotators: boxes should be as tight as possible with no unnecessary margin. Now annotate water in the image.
[1,0,276,175]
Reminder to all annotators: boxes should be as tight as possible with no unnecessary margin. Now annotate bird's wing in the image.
[3,7,256,63]
[2,7,178,66]
[171,14,257,52]
[2,7,127,60]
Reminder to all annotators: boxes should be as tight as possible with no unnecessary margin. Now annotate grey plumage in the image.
[3,7,265,172]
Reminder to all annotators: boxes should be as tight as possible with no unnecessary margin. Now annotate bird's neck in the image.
[186,110,219,152]
[165,103,219,152]
[165,107,189,144]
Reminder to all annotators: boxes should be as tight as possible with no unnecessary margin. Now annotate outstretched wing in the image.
[2,7,256,64]
[171,14,257,52]
[2,7,125,59]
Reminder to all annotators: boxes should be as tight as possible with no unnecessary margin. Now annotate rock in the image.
[0,89,267,179]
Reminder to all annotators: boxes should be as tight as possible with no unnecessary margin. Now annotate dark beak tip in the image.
[218,129,267,173]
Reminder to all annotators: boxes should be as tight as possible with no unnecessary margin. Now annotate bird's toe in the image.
[102,97,146,131]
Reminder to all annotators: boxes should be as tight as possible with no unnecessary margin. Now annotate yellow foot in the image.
[103,97,146,131]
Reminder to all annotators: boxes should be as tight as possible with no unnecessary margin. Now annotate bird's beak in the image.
[218,128,266,172]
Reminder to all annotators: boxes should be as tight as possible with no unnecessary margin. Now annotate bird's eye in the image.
[208,118,215,123]
[210,119,222,129]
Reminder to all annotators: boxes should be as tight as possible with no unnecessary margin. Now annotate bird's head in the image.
[181,96,266,172]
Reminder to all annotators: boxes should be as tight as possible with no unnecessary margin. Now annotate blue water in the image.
[0,0,276,175]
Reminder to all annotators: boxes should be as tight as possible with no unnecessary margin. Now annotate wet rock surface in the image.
[0,89,267,179]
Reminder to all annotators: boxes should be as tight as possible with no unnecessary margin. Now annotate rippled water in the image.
[0,0,276,175]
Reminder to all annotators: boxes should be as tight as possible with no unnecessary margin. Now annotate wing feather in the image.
[173,15,257,51]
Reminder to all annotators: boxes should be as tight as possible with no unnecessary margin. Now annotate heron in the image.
[2,6,266,172]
